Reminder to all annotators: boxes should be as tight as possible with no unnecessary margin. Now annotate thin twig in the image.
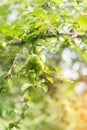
[8,53,19,75]
[44,72,72,83]
[44,72,62,81]
[0,52,20,85]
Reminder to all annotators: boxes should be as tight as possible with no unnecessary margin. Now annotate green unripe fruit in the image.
[35,61,44,75]
[28,71,36,81]
[30,54,40,64]
[24,54,40,70]
[24,54,45,76]
[34,47,46,62]
[27,70,36,81]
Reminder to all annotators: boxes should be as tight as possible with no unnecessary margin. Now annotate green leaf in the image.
[30,8,47,18]
[21,83,32,92]
[0,44,4,50]
[46,76,54,84]
[8,123,14,129]
[77,15,87,30]
[51,0,63,3]
[82,52,87,59]
[53,65,61,73]
[42,84,48,93]
[5,36,13,41]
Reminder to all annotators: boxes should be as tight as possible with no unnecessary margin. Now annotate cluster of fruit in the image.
[24,47,45,82]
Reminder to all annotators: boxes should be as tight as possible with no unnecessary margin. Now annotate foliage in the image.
[0,0,87,130]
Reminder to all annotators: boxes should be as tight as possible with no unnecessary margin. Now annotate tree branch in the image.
[8,40,26,46]
[7,31,87,47]
[41,32,87,39]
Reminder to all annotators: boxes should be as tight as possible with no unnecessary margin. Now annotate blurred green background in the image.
[0,0,87,130]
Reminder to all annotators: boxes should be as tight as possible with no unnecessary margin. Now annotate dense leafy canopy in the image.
[0,0,87,130]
